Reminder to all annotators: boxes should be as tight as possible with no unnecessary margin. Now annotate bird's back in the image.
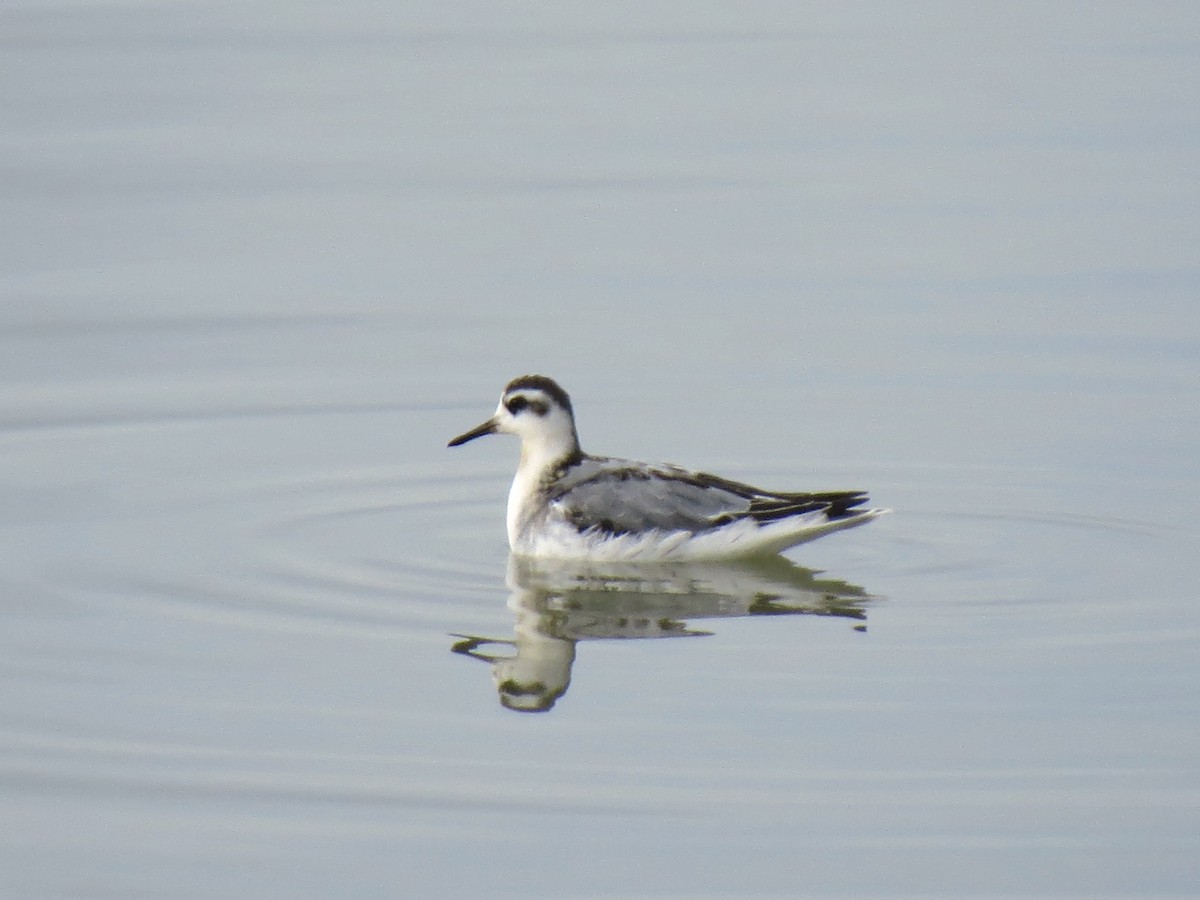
[516,455,883,560]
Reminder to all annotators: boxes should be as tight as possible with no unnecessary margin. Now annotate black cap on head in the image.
[503,375,573,416]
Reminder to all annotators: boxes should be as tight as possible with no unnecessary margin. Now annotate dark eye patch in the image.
[504,394,551,416]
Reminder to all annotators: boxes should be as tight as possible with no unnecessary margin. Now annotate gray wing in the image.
[548,457,870,537]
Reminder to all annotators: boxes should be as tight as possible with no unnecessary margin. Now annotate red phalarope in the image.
[448,375,886,561]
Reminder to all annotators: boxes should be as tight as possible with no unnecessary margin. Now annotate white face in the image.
[448,384,578,453]
[492,388,569,440]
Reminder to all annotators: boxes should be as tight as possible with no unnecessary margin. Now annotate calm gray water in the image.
[3,2,1199,897]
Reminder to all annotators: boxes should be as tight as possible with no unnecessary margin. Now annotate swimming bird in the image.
[448,375,885,560]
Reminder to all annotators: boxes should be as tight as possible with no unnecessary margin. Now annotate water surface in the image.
[3,2,1199,897]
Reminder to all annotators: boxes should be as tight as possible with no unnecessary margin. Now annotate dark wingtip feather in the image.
[819,491,872,520]
[747,490,872,524]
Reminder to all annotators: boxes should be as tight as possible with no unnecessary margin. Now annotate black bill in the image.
[447,418,498,447]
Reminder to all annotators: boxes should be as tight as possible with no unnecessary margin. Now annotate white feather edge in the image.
[513,507,890,561]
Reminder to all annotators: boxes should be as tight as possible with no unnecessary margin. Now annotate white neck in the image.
[506,432,579,548]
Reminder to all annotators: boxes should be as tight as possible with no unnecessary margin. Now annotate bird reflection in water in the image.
[452,555,875,713]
